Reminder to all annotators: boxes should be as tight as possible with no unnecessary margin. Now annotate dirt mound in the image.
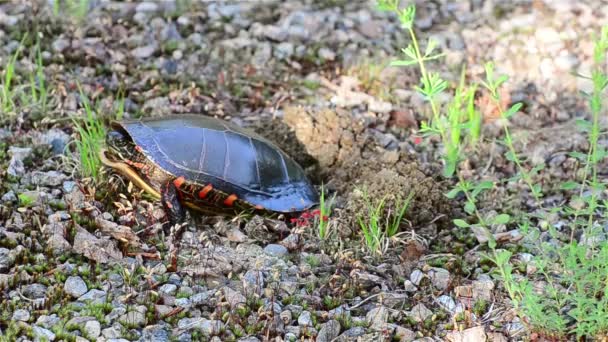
[279,106,454,234]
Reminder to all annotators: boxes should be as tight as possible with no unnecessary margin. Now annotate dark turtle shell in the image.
[112,114,319,213]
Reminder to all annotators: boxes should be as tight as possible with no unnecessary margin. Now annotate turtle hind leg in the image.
[161,179,186,272]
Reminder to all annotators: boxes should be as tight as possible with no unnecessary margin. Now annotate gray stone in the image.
[12,309,30,321]
[119,311,146,327]
[472,279,494,302]
[262,25,287,41]
[22,283,47,299]
[102,327,121,338]
[8,147,32,177]
[65,276,88,298]
[243,269,264,295]
[177,318,222,335]
[264,244,288,257]
[408,303,432,323]
[191,291,209,306]
[297,310,312,326]
[328,305,350,320]
[437,295,456,312]
[338,327,366,339]
[317,319,340,342]
[175,298,191,308]
[0,248,10,272]
[318,47,336,61]
[359,20,382,38]
[274,42,294,60]
[253,42,272,65]
[429,267,450,290]
[41,129,70,155]
[555,54,579,71]
[106,307,127,321]
[410,269,424,285]
[366,306,389,330]
[132,44,157,59]
[142,325,169,342]
[161,22,182,42]
[208,3,244,20]
[33,326,56,341]
[63,181,77,193]
[78,289,107,304]
[135,2,158,13]
[84,320,101,338]
[159,283,178,296]
[2,191,17,202]
[223,286,246,307]
[52,38,71,53]
[446,325,487,342]
[30,171,66,187]
[393,325,416,341]
[285,325,300,337]
[237,337,260,342]
[36,314,60,329]
[66,316,95,327]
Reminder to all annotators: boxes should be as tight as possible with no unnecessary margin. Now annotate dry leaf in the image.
[389,109,418,129]
[476,88,511,122]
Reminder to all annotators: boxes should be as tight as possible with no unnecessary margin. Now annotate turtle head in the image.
[107,129,129,149]
[105,128,136,161]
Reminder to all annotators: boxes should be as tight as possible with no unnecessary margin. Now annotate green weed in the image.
[356,188,414,255]
[71,83,106,181]
[480,62,542,203]
[18,193,36,207]
[53,0,89,21]
[317,184,335,239]
[380,0,608,339]
[1,35,26,114]
[30,38,48,114]
[486,26,608,340]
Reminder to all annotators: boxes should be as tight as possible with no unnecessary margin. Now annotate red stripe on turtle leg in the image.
[224,194,238,207]
[173,176,186,188]
[198,184,213,199]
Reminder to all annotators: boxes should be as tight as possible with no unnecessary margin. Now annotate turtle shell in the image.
[112,114,319,213]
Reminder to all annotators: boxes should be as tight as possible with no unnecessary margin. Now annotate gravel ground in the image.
[0,0,606,341]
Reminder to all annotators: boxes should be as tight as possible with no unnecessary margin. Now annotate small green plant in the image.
[116,87,125,121]
[317,184,335,239]
[29,37,48,114]
[480,62,542,203]
[305,255,320,268]
[1,35,27,114]
[356,189,414,255]
[53,0,89,21]
[18,193,36,207]
[486,25,608,340]
[71,83,106,181]
[377,1,486,177]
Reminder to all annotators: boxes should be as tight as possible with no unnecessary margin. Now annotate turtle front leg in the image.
[161,179,186,227]
[161,179,186,272]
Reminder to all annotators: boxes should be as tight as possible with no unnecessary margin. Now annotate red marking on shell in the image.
[254,204,264,210]
[126,160,145,169]
[173,176,186,188]
[224,194,238,207]
[165,201,173,209]
[198,184,213,199]
[135,145,143,152]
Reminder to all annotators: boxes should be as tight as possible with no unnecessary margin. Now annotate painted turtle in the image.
[99,114,319,225]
